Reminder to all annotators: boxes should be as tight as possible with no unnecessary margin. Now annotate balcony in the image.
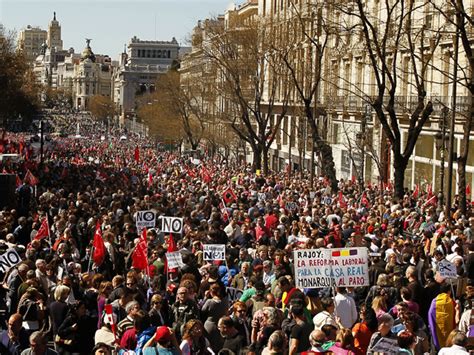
[323,95,470,115]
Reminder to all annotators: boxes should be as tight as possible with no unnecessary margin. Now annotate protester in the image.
[0,121,472,355]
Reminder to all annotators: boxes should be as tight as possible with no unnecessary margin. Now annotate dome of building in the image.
[81,39,96,62]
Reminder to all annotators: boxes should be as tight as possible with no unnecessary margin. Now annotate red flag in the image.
[132,228,148,270]
[412,184,419,199]
[34,217,50,240]
[338,191,347,208]
[93,222,106,266]
[134,146,140,163]
[200,166,212,183]
[164,234,177,273]
[186,166,196,178]
[222,187,237,205]
[427,184,433,198]
[15,175,22,188]
[24,169,39,186]
[148,172,153,187]
[351,175,356,184]
[104,304,117,340]
[361,192,369,207]
[424,195,438,207]
[167,234,177,253]
[466,184,471,195]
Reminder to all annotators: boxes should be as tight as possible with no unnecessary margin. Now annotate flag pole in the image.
[88,246,94,273]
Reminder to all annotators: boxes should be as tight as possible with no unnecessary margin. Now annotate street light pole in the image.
[445,25,460,222]
[359,104,369,187]
[437,107,448,208]
[40,120,44,166]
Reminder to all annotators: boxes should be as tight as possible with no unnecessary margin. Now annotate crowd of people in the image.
[0,116,473,355]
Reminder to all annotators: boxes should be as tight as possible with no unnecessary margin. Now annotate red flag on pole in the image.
[424,195,438,207]
[466,183,471,195]
[104,304,117,341]
[361,192,369,207]
[222,187,237,205]
[338,191,347,208]
[412,184,419,199]
[427,184,433,199]
[93,222,106,266]
[132,228,149,270]
[34,217,50,240]
[24,169,39,186]
[164,234,177,273]
[134,146,140,163]
[148,172,153,187]
[15,175,22,188]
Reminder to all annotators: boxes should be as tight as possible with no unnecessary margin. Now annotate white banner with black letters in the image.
[161,217,184,234]
[0,248,21,273]
[203,244,226,261]
[136,210,156,230]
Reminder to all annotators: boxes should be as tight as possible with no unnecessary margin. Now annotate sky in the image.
[0,0,241,59]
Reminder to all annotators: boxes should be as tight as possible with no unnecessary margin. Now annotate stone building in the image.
[18,25,48,63]
[112,36,180,119]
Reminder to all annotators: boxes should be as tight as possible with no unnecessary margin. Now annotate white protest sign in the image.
[258,193,267,201]
[161,217,184,234]
[226,287,243,301]
[294,247,369,288]
[285,201,298,211]
[203,244,226,261]
[136,210,156,230]
[439,260,458,279]
[371,337,399,354]
[0,248,21,273]
[166,252,184,269]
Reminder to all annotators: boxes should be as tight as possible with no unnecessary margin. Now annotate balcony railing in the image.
[323,95,471,114]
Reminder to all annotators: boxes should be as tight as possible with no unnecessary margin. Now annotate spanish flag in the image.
[428,292,456,350]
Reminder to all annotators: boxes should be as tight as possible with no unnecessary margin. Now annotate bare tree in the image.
[330,0,441,198]
[202,13,291,174]
[429,0,473,214]
[273,2,338,190]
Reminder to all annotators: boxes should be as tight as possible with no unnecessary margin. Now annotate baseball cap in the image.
[155,326,172,343]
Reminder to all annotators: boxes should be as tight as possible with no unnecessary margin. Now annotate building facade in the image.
[184,0,473,195]
[18,25,48,63]
[112,36,180,119]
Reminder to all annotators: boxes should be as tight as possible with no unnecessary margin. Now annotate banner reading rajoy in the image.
[294,247,369,288]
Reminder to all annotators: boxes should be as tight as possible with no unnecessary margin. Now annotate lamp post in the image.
[358,104,370,187]
[435,107,448,208]
[445,22,460,222]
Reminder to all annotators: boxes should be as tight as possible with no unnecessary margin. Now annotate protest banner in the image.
[285,201,298,211]
[371,337,399,354]
[438,260,458,279]
[203,244,226,261]
[166,251,184,269]
[162,217,184,234]
[293,247,369,288]
[0,248,21,273]
[226,287,243,302]
[136,210,156,230]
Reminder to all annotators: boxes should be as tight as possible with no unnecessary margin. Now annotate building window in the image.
[157,50,162,58]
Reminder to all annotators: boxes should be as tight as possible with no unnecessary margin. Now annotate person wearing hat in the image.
[143,326,181,355]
